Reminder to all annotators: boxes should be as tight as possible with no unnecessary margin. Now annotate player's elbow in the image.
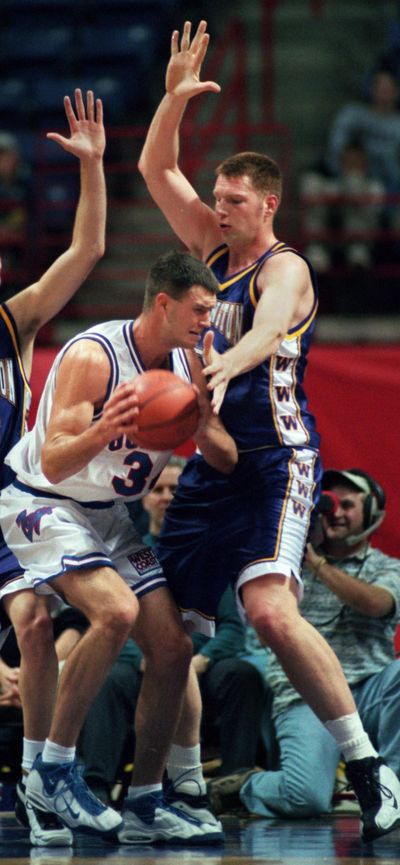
[41,449,64,485]
[218,452,238,474]
[138,152,149,180]
[89,236,106,264]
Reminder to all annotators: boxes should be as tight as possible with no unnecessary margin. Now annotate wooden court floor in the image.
[1,810,400,865]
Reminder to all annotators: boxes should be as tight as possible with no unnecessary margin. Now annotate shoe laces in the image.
[55,762,106,815]
[349,771,394,811]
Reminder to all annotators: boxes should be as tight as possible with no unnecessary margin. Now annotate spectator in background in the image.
[326,67,400,255]
[0,132,30,277]
[142,456,186,546]
[208,468,400,825]
[300,140,385,272]
[326,69,400,195]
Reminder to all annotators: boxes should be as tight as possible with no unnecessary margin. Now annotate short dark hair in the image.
[216,151,282,200]
[143,250,219,310]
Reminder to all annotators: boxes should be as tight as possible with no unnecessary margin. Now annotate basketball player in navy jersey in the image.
[0,89,106,845]
[138,20,400,840]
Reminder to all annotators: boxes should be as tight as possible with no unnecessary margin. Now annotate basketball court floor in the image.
[1,810,399,865]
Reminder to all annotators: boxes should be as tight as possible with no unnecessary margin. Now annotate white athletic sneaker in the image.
[346,756,400,841]
[118,790,224,844]
[164,776,224,831]
[26,756,123,837]
[15,777,73,847]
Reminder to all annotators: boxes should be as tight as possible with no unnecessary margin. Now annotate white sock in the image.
[41,739,76,765]
[128,783,162,798]
[167,744,206,794]
[324,713,378,762]
[22,738,45,774]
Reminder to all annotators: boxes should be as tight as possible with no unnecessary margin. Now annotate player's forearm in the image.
[41,424,110,484]
[138,93,188,178]
[71,154,106,264]
[225,326,282,378]
[195,423,238,474]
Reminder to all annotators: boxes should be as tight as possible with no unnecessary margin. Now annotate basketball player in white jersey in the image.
[0,250,236,845]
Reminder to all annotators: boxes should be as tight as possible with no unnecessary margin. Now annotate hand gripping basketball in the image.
[133,369,200,451]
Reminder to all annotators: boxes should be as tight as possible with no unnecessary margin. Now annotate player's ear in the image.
[155,291,170,311]
[264,193,279,217]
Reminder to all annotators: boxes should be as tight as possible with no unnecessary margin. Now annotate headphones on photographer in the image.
[322,467,386,544]
[354,469,386,531]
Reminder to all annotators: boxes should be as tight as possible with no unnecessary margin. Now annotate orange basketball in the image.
[134,369,200,451]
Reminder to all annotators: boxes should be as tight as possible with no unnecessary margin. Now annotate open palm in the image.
[166,20,220,100]
[47,88,105,160]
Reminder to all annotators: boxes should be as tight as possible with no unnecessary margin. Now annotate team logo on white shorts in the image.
[128,548,159,575]
[16,507,53,542]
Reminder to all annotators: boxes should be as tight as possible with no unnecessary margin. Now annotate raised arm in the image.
[138,20,221,258]
[7,89,106,377]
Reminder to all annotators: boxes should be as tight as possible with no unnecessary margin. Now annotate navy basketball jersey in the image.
[0,302,31,489]
[204,241,320,451]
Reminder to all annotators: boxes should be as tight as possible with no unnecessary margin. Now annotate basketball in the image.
[133,369,200,451]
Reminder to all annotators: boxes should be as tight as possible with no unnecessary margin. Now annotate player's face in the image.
[213,174,266,244]
[322,484,364,543]
[168,285,216,347]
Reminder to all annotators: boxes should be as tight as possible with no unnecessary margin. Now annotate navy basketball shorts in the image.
[157,446,323,635]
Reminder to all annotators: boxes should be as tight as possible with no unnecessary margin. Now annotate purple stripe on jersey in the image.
[123,320,144,373]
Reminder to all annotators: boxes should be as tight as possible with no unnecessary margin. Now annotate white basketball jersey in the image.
[6,320,193,502]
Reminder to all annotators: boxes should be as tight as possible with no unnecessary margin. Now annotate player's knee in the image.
[15,604,54,657]
[146,627,192,676]
[248,606,291,652]
[94,596,138,642]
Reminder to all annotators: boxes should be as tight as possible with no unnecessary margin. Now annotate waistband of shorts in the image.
[13,479,115,509]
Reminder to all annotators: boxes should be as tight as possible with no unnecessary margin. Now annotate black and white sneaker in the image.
[346,756,400,841]
[15,777,73,847]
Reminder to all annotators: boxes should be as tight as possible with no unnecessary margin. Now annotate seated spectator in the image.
[142,455,186,546]
[208,468,400,821]
[300,141,385,272]
[0,629,23,785]
[326,68,400,196]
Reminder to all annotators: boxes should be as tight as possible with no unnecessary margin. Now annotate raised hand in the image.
[166,20,221,100]
[47,88,105,161]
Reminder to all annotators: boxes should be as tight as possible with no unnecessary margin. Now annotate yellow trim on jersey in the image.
[0,304,31,437]
[286,300,318,341]
[207,246,261,292]
[269,355,283,446]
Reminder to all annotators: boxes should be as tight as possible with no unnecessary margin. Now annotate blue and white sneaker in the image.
[164,775,224,833]
[25,756,123,837]
[15,776,73,847]
[118,790,224,845]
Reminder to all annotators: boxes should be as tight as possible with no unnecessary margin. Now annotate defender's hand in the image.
[202,330,232,414]
[166,20,221,99]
